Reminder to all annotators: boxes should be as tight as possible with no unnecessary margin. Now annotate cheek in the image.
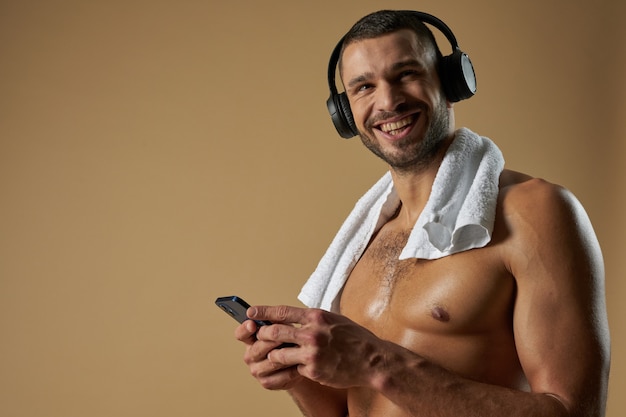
[349,100,372,129]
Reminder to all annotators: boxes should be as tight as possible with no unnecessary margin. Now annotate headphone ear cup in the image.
[439,49,477,102]
[326,92,357,138]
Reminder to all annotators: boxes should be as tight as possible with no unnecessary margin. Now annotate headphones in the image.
[326,11,477,139]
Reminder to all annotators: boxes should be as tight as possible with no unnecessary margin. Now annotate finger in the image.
[256,323,298,346]
[246,343,297,382]
[234,319,258,344]
[266,344,300,367]
[253,365,302,391]
[246,338,285,363]
[247,305,307,324]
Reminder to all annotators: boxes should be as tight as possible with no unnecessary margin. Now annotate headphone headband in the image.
[326,10,476,139]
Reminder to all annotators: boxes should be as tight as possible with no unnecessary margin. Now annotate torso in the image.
[339,169,532,417]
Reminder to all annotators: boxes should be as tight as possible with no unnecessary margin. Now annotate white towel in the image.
[298,128,505,312]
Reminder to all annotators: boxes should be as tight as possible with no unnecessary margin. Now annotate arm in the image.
[505,180,610,415]
[287,378,348,417]
[254,307,573,417]
[251,180,610,416]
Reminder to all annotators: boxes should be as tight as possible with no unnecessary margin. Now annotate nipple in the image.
[431,306,450,322]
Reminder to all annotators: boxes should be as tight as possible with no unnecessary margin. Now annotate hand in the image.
[234,317,303,390]
[248,305,385,390]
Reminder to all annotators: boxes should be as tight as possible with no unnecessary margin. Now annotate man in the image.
[234,10,610,417]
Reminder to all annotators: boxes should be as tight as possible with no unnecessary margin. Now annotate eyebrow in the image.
[346,59,426,89]
[347,73,374,89]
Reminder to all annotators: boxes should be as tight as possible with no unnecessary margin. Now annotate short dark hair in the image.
[338,10,443,72]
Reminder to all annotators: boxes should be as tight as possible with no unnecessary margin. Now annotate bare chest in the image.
[339,227,514,341]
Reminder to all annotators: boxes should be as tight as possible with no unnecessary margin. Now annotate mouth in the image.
[375,114,418,137]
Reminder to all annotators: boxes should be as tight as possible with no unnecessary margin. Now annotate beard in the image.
[358,98,450,174]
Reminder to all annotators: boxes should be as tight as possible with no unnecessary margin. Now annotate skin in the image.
[235,30,610,417]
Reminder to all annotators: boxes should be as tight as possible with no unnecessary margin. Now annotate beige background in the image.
[0,0,623,416]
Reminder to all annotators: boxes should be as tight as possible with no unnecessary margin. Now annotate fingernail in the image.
[248,307,257,317]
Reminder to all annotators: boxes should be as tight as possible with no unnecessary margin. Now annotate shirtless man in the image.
[234,10,610,417]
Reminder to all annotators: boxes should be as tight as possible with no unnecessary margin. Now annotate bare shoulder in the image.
[497,168,586,224]
[499,168,566,200]
[495,168,603,281]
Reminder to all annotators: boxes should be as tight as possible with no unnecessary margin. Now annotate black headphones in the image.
[326,11,477,139]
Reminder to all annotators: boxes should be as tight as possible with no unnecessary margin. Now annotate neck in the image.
[389,134,454,227]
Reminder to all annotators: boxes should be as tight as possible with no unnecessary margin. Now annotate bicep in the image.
[507,183,609,414]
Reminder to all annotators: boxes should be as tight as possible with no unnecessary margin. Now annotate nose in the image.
[375,82,406,112]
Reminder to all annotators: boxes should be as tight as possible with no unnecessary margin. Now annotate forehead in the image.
[340,29,434,80]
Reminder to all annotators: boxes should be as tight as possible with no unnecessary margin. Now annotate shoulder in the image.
[495,169,602,277]
[497,169,583,226]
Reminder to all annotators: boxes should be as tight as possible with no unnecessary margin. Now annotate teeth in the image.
[380,116,413,134]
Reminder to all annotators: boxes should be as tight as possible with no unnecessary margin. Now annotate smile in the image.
[379,115,415,136]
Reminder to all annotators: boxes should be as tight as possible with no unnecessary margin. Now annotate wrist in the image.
[367,342,424,395]
[366,340,397,392]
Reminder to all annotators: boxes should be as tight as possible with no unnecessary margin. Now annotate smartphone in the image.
[215,296,296,347]
[215,296,272,326]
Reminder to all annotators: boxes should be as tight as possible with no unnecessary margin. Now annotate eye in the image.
[349,83,373,97]
[400,69,420,79]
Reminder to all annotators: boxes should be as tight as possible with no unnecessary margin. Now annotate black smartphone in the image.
[215,296,272,326]
[215,296,296,347]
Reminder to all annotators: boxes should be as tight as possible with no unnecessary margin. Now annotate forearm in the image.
[371,343,572,417]
[288,378,348,417]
